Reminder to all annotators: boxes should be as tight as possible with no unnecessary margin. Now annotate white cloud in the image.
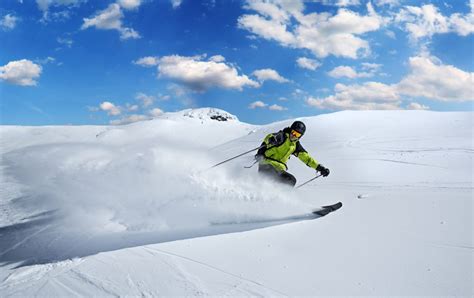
[0,59,42,86]
[126,103,139,111]
[149,108,164,117]
[308,54,473,111]
[36,0,84,21]
[395,4,474,40]
[239,1,384,59]
[307,81,400,110]
[57,36,73,48]
[1,14,19,31]
[269,104,287,111]
[296,57,321,70]
[97,96,165,124]
[248,100,268,109]
[35,57,58,66]
[333,0,360,7]
[396,55,474,102]
[117,0,142,10]
[81,3,141,40]
[134,56,159,67]
[243,1,291,23]
[135,92,155,107]
[313,0,361,7]
[82,4,122,30]
[248,101,287,111]
[238,14,296,45]
[328,65,375,78]
[328,66,357,78]
[36,0,82,12]
[119,27,140,40]
[293,88,305,97]
[171,0,183,9]
[100,101,121,116]
[385,30,396,39]
[328,66,358,78]
[252,68,289,83]
[361,62,382,71]
[110,114,149,125]
[167,83,188,97]
[396,5,449,40]
[307,96,400,110]
[296,3,384,58]
[155,55,260,91]
[449,7,474,36]
[209,55,225,63]
[373,0,400,7]
[406,102,430,110]
[334,81,399,102]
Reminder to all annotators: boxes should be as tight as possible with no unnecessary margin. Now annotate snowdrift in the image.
[1,109,472,296]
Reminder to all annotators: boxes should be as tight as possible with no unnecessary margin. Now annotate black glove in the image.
[268,133,284,146]
[316,164,330,177]
[268,136,276,145]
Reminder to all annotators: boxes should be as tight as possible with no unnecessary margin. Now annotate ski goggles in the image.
[290,129,302,138]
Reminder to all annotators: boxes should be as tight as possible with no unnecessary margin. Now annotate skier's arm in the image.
[256,132,282,158]
[294,142,330,176]
[294,142,319,169]
[263,133,274,146]
[264,131,285,146]
[297,151,319,169]
[256,134,275,156]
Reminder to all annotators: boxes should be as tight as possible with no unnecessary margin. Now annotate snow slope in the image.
[0,109,472,296]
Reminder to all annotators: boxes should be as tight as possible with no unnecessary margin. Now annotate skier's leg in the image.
[258,163,280,180]
[279,171,297,187]
[258,163,297,187]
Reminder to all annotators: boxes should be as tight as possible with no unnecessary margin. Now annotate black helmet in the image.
[290,121,306,135]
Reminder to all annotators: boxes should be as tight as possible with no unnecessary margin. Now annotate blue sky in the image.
[0,0,473,125]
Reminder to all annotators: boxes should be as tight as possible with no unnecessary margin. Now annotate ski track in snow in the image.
[1,110,472,296]
[1,259,85,295]
[428,242,474,251]
[143,246,287,296]
[353,158,446,168]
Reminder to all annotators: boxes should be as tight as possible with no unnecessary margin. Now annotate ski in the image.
[312,201,343,216]
[211,202,343,226]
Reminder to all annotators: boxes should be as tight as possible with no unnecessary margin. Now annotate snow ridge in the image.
[164,107,239,122]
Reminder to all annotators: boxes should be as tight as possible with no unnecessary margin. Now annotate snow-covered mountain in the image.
[175,107,240,122]
[0,109,472,296]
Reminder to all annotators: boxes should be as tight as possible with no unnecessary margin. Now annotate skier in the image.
[255,121,330,187]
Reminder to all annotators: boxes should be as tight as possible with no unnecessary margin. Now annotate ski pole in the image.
[209,144,266,169]
[296,173,322,189]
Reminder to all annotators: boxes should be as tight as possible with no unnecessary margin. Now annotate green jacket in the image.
[257,127,319,172]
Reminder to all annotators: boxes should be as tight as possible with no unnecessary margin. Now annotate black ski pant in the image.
[258,163,297,187]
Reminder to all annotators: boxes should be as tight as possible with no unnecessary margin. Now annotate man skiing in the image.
[255,121,330,187]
